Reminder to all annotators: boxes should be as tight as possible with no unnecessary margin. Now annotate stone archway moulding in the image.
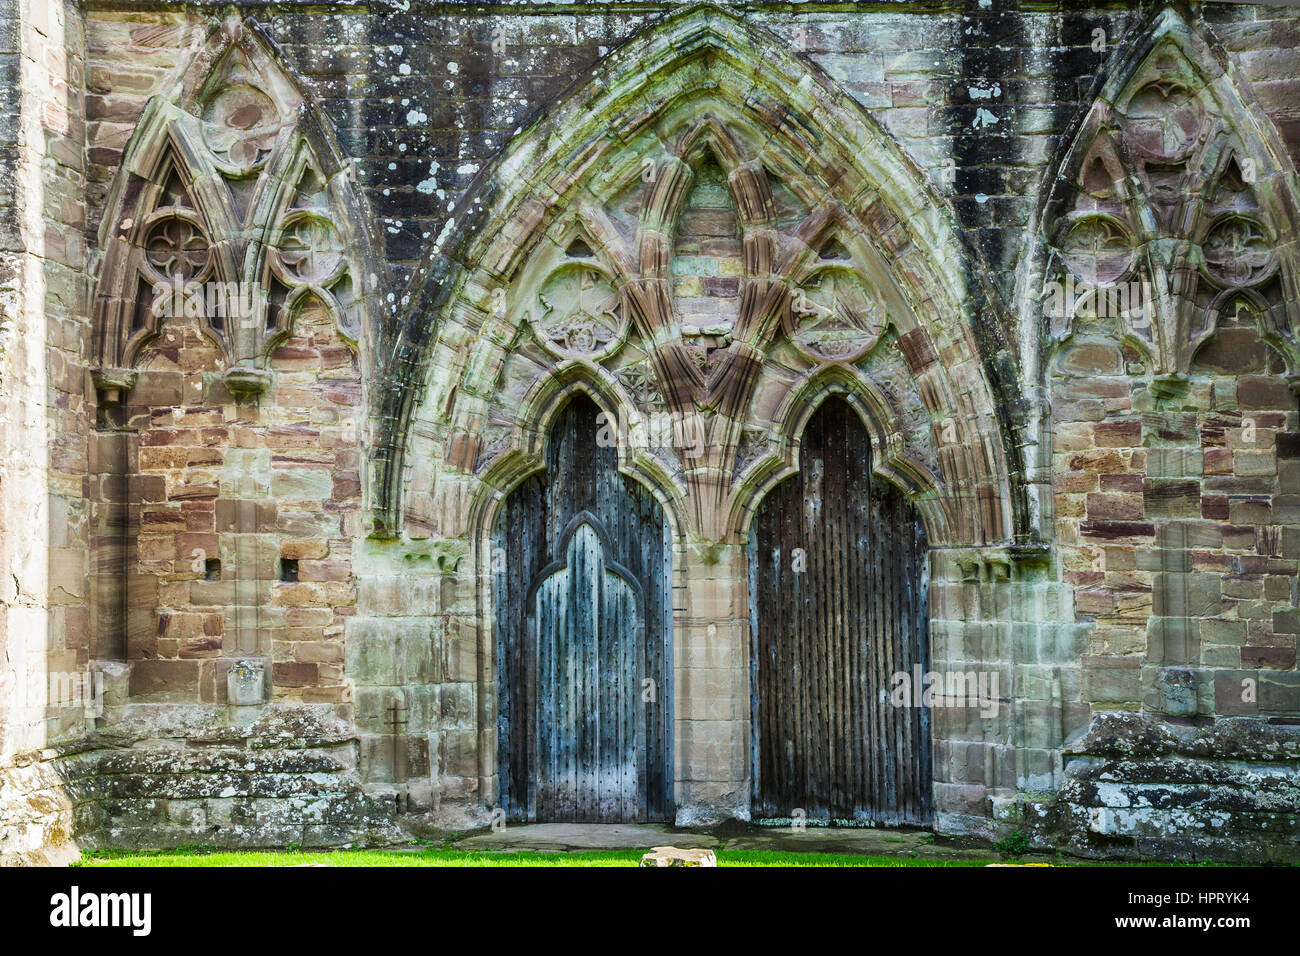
[91,16,387,400]
[373,2,1030,552]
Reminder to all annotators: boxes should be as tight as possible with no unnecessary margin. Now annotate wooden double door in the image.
[494,394,930,825]
[494,396,673,822]
[749,397,932,825]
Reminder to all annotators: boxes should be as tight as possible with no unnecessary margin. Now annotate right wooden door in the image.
[749,397,932,824]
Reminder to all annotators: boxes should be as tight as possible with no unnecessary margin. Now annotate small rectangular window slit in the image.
[280,558,299,583]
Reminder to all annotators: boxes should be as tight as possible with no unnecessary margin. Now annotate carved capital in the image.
[92,367,138,404]
[222,366,273,397]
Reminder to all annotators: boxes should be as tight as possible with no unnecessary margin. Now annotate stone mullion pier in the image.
[673,537,749,825]
[222,398,274,669]
[89,380,136,665]
[929,546,1086,838]
[1143,426,1213,717]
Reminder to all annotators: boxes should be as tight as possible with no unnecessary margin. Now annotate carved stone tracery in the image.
[530,264,625,361]
[92,19,380,399]
[381,6,1022,548]
[1042,9,1300,382]
[787,267,887,363]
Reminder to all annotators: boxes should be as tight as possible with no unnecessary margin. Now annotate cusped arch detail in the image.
[730,365,952,546]
[92,16,386,391]
[378,2,1025,548]
[464,369,689,559]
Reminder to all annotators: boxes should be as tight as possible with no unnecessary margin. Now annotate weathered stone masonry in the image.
[2,0,1300,862]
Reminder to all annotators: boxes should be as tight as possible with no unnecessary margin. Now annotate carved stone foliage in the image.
[787,267,886,363]
[529,263,626,361]
[1042,9,1299,384]
[379,6,1020,547]
[93,19,378,396]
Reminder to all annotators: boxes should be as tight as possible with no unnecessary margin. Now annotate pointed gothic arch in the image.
[732,365,951,546]
[1022,6,1300,389]
[464,366,690,553]
[373,2,1026,550]
[491,394,675,822]
[748,394,932,824]
[91,16,386,398]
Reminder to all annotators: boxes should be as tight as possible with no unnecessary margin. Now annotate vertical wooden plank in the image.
[496,396,671,822]
[752,397,930,824]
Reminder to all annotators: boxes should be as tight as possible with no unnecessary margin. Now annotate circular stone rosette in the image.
[1201,215,1275,289]
[140,211,213,284]
[529,263,627,361]
[1059,214,1135,286]
[272,211,346,288]
[787,267,885,363]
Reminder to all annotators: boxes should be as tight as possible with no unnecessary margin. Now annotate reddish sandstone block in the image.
[1101,473,1144,493]
[1069,449,1128,473]
[139,506,186,532]
[1055,473,1098,493]
[137,535,177,561]
[285,607,334,627]
[1242,646,1296,669]
[183,502,216,531]
[186,447,222,467]
[281,538,328,560]
[332,471,361,499]
[1237,376,1292,409]
[169,483,219,502]
[1095,420,1141,447]
[1075,588,1115,615]
[1215,671,1258,715]
[175,532,218,563]
[1080,520,1155,541]
[139,446,191,470]
[1201,494,1229,520]
[299,558,351,582]
[271,661,319,687]
[1086,492,1143,520]
[295,642,343,663]
[178,636,221,659]
[302,685,349,703]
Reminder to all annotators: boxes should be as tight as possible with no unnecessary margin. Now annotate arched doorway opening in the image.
[493,394,673,822]
[749,397,931,824]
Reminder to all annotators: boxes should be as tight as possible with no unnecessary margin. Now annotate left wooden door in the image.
[494,395,673,822]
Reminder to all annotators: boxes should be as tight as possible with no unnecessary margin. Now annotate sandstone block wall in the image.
[1,1,1299,863]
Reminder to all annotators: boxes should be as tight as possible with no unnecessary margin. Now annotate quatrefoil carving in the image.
[788,267,885,363]
[142,214,212,282]
[530,264,627,361]
[272,212,346,287]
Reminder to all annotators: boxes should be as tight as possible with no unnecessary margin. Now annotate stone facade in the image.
[2,0,1300,862]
